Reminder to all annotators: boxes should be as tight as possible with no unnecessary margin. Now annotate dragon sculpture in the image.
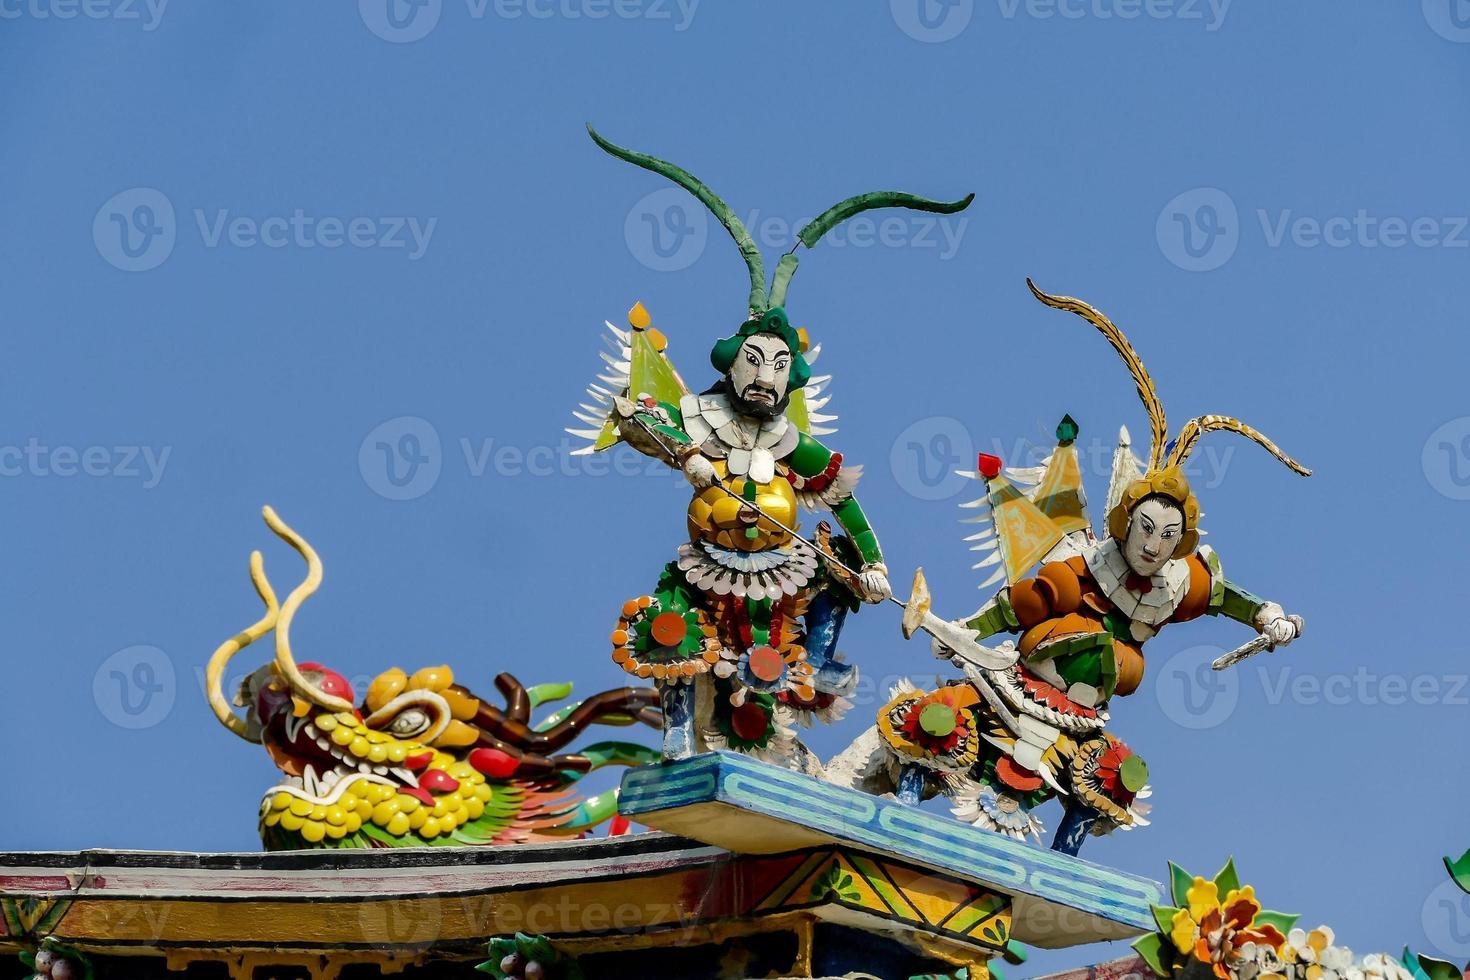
[205,506,661,850]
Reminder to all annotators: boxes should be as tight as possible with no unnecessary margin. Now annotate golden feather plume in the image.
[1026,279,1169,471]
[1167,415,1312,477]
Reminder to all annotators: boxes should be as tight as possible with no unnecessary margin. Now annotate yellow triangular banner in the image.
[593,314,689,452]
[1032,443,1091,534]
[990,476,1066,583]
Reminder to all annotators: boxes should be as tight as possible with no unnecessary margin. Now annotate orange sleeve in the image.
[1172,554,1214,623]
[1114,642,1145,697]
[1012,561,1084,628]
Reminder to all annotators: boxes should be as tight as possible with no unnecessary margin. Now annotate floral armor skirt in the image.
[876,676,1153,843]
[610,523,863,755]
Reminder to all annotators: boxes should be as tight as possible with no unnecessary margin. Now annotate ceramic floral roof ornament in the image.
[1133,859,1469,980]
[204,506,662,849]
[570,126,974,766]
[827,281,1313,854]
[1138,859,1297,980]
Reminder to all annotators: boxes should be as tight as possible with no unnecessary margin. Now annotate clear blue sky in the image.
[2,2,1468,974]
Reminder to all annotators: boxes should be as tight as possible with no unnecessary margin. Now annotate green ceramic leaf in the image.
[1152,905,1182,935]
[522,934,557,962]
[527,682,574,709]
[1169,862,1194,907]
[1415,952,1464,980]
[477,937,517,978]
[1212,858,1240,895]
[1255,910,1299,934]
[1133,933,1170,978]
[1445,851,1470,894]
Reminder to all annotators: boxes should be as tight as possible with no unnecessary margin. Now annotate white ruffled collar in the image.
[1083,538,1191,640]
[679,392,798,483]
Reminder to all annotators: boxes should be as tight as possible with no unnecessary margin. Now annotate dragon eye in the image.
[388,708,430,736]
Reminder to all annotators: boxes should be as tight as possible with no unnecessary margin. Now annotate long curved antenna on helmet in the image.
[204,549,279,743]
[1027,279,1170,472]
[588,124,769,312]
[1167,415,1312,477]
[767,190,975,308]
[261,505,356,713]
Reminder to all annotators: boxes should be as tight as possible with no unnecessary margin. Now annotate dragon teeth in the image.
[301,765,318,796]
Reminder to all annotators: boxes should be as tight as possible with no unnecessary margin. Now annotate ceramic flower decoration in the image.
[1134,860,1297,980]
[1136,859,1470,980]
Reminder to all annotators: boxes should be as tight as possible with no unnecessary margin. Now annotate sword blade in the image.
[1211,633,1274,671]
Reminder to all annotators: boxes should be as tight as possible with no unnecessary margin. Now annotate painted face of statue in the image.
[726,334,791,419]
[1122,496,1184,578]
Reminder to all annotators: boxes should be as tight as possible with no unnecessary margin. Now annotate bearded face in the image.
[724,334,792,419]
[1122,496,1184,577]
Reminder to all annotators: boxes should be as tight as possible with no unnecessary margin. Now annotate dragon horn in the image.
[1167,415,1312,477]
[768,190,975,308]
[261,506,355,713]
[204,549,279,743]
[588,124,768,313]
[1027,279,1171,473]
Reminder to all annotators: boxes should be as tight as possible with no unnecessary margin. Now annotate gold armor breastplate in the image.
[686,459,798,552]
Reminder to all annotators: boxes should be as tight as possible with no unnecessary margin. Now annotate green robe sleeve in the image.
[1198,547,1268,625]
[786,432,883,566]
[962,591,1020,639]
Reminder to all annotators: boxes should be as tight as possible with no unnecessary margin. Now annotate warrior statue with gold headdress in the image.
[568,127,972,765]
[829,281,1311,854]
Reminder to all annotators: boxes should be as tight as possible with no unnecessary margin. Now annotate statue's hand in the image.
[857,563,892,604]
[682,454,717,489]
[1255,602,1303,647]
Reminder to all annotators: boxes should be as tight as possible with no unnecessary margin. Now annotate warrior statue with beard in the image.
[568,126,972,766]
